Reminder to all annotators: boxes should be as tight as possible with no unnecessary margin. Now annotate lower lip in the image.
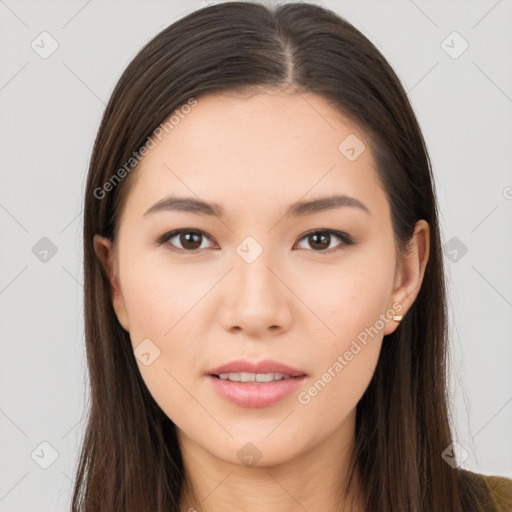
[206,375,307,408]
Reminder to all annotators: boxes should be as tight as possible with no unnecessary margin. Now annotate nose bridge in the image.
[234,238,280,307]
[219,237,292,333]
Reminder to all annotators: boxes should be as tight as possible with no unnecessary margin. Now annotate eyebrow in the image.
[143,193,371,218]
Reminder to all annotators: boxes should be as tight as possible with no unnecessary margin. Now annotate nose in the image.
[218,250,293,338]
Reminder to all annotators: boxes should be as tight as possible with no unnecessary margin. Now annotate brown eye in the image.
[295,230,354,254]
[158,229,215,252]
[307,232,330,250]
[178,231,203,250]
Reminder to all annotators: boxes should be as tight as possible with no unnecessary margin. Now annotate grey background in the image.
[0,0,511,510]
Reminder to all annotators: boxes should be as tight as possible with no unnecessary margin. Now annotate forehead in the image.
[121,90,389,222]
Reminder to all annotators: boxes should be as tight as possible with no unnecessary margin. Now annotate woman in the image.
[73,1,512,511]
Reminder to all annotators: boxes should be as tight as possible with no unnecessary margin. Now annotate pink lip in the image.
[207,375,307,408]
[205,359,307,408]
[206,359,306,377]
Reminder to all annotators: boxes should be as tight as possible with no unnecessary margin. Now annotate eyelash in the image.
[156,228,356,255]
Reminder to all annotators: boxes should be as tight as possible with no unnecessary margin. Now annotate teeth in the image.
[218,372,292,383]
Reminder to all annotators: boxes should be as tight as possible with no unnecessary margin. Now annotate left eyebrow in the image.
[143,194,371,218]
[284,194,371,218]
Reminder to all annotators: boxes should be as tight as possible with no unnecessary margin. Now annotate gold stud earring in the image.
[392,315,403,322]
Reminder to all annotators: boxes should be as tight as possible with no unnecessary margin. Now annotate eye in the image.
[156,229,216,253]
[156,228,355,254]
[294,229,355,254]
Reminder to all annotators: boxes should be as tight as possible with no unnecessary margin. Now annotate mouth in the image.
[205,360,307,408]
[206,359,307,379]
[210,372,303,383]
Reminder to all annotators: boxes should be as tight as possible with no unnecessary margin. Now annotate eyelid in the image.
[156,228,355,254]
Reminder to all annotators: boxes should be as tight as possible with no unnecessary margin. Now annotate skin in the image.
[94,88,430,512]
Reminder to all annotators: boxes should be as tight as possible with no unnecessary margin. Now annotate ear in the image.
[384,220,430,336]
[93,234,130,332]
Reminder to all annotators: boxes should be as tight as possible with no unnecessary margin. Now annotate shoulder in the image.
[459,469,512,511]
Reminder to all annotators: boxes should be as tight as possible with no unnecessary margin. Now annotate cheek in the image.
[117,249,209,398]
[293,258,393,405]
[295,289,387,433]
[120,260,205,424]
[296,253,395,345]
[120,248,210,344]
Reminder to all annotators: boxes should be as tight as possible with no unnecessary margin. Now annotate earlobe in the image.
[92,234,130,332]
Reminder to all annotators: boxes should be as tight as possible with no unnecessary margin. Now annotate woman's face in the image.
[94,89,428,467]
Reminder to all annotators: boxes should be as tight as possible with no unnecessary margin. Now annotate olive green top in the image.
[461,469,512,511]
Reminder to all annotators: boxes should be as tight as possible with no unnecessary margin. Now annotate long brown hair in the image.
[74,2,483,510]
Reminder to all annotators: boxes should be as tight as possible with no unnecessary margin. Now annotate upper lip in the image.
[206,359,306,377]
